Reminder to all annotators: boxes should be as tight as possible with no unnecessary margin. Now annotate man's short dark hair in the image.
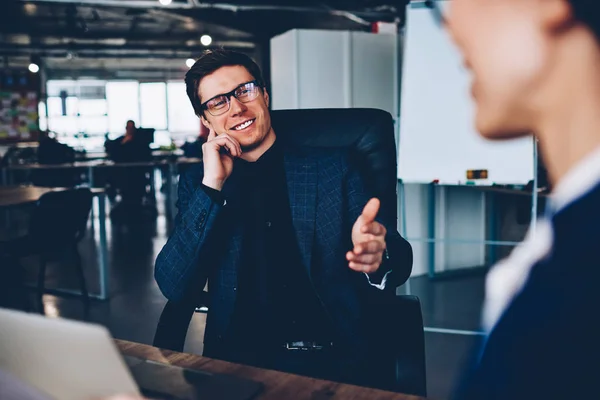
[570,0,600,39]
[185,49,265,118]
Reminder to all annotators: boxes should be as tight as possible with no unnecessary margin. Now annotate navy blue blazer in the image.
[457,182,600,399]
[155,142,412,354]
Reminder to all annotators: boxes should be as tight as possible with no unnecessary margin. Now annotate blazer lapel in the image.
[220,172,244,277]
[284,151,318,275]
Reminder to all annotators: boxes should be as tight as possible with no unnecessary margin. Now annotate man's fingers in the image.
[353,240,386,255]
[218,138,239,157]
[207,128,216,141]
[348,261,379,274]
[360,198,380,224]
[219,134,242,156]
[348,252,381,265]
[360,222,386,236]
[208,135,241,157]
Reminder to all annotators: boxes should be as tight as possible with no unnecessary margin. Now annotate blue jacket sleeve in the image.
[154,168,225,302]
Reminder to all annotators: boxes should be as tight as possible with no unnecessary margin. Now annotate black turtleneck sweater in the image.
[201,140,334,362]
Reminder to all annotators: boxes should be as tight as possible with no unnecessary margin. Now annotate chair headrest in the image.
[271,108,398,221]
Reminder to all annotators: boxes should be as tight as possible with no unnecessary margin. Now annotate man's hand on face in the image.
[347,198,387,274]
[201,128,242,191]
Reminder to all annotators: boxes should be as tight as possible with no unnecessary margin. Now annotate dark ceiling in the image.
[0,0,407,80]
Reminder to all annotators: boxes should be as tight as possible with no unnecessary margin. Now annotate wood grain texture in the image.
[0,186,105,208]
[116,339,426,400]
[5,158,202,171]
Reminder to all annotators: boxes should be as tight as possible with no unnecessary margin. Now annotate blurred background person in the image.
[105,120,154,221]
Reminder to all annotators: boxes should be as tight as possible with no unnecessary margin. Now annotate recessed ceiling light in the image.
[200,34,212,46]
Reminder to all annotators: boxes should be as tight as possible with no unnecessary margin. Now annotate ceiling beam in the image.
[22,0,398,24]
[1,27,253,42]
[0,42,255,59]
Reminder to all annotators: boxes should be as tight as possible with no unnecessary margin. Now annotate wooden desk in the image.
[116,340,425,400]
[2,158,201,216]
[0,186,104,208]
[0,186,66,208]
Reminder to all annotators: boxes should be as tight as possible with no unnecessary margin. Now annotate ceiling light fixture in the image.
[200,34,212,46]
[186,58,195,68]
[158,0,172,5]
[24,3,37,15]
[29,55,41,73]
[28,63,40,74]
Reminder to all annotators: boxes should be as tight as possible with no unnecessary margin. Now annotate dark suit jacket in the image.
[456,182,600,399]
[155,141,412,357]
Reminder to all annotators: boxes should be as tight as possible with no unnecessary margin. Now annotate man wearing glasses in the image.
[154,49,412,386]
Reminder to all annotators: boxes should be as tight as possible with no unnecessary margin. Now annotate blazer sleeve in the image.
[345,161,413,292]
[154,167,225,302]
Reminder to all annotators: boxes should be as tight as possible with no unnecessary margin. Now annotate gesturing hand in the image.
[201,128,242,191]
[347,198,387,274]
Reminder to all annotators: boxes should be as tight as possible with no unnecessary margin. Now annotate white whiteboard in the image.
[398,2,534,185]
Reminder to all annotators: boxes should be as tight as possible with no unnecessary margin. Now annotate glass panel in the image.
[79,115,108,135]
[48,116,79,135]
[167,82,199,135]
[153,130,172,148]
[106,81,139,135]
[47,80,77,97]
[140,82,167,130]
[47,96,79,117]
[78,99,107,117]
[38,101,47,131]
[66,97,79,116]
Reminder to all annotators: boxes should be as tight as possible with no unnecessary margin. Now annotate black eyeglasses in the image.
[200,80,262,116]
[425,0,446,27]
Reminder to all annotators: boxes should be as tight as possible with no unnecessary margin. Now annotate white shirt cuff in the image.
[364,270,392,290]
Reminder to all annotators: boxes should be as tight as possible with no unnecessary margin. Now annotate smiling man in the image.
[154,49,412,386]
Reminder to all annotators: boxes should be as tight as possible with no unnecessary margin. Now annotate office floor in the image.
[1,200,486,400]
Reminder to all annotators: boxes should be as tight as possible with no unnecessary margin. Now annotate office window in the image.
[48,116,79,135]
[106,81,139,136]
[47,96,78,117]
[78,99,107,116]
[140,82,167,130]
[167,82,199,135]
[38,102,47,131]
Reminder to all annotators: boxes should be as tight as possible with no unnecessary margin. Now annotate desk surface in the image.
[116,340,424,400]
[0,186,104,208]
[4,157,202,170]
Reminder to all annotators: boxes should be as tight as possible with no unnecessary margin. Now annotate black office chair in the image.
[153,108,426,395]
[369,294,427,396]
[0,188,93,303]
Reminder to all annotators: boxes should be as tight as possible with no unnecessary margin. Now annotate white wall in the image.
[296,30,351,109]
[398,2,534,185]
[270,30,299,110]
[270,29,398,114]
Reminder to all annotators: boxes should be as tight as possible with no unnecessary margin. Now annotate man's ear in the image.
[263,89,270,108]
[201,115,212,131]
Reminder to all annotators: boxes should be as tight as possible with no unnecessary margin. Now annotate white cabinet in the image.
[270,29,399,117]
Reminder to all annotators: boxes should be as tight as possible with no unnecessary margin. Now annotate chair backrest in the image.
[28,188,93,252]
[271,108,398,222]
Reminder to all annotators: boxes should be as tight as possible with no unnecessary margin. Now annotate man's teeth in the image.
[234,120,254,131]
